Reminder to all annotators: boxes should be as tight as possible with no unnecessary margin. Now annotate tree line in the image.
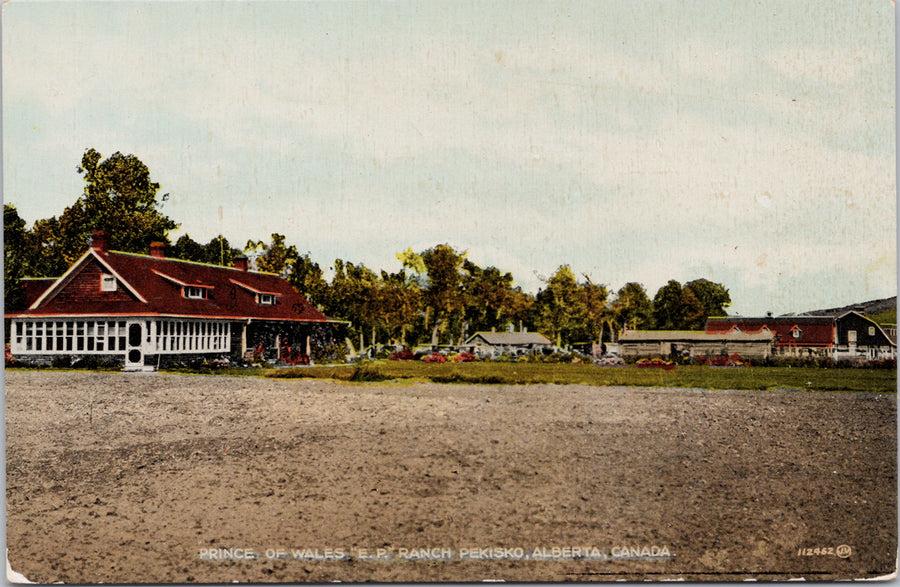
[4,149,732,349]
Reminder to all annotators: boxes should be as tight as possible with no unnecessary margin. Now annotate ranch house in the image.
[7,231,334,370]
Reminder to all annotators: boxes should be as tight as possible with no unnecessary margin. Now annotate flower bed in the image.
[389,348,416,361]
[635,358,676,370]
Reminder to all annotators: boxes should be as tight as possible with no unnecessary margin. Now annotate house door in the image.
[125,321,145,369]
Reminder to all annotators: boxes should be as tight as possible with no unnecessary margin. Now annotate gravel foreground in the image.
[5,370,897,583]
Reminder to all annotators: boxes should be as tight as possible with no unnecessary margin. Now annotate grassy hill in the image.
[801,296,896,325]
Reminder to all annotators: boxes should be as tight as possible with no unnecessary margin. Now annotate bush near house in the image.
[279,342,310,366]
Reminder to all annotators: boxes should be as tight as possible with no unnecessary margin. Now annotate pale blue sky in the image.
[2,1,895,316]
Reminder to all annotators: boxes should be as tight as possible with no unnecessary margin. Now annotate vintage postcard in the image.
[3,0,896,583]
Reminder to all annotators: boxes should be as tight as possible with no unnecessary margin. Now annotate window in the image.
[101,274,117,292]
[184,286,206,299]
[792,328,802,339]
[258,293,275,305]
[868,326,876,336]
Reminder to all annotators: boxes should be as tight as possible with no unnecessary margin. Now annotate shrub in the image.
[422,352,447,364]
[454,351,477,363]
[51,355,73,368]
[763,356,834,368]
[870,358,897,369]
[311,340,348,365]
[540,351,572,364]
[389,348,415,361]
[70,357,122,371]
[371,346,393,360]
[5,344,17,368]
[280,347,310,366]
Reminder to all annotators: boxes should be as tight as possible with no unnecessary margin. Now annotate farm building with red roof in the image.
[705,316,835,357]
[7,231,338,370]
[705,313,895,361]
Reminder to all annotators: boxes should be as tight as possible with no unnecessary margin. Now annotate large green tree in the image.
[327,259,384,350]
[580,276,611,343]
[535,265,585,347]
[652,280,705,330]
[461,260,517,335]
[170,234,242,266]
[22,149,177,277]
[613,282,653,331]
[377,269,424,346]
[204,235,242,267]
[76,148,177,254]
[683,278,732,322]
[399,244,468,346]
[4,205,27,310]
[171,234,206,263]
[246,233,299,276]
[287,254,330,311]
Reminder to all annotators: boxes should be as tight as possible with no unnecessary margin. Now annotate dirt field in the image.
[5,371,897,582]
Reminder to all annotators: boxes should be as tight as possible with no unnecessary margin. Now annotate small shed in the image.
[464,331,553,356]
[618,330,775,360]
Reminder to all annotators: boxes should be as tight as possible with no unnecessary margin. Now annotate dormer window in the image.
[184,286,207,300]
[792,328,802,339]
[229,278,281,305]
[153,270,212,300]
[101,274,117,292]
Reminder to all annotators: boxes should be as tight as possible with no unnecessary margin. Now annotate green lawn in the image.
[264,361,898,394]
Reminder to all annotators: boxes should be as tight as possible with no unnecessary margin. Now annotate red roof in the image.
[705,317,834,347]
[19,278,56,309]
[9,248,331,323]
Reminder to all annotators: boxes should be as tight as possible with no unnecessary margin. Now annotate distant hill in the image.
[799,296,897,324]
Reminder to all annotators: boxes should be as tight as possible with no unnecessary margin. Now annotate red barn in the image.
[705,313,897,361]
[7,231,335,370]
[705,316,836,358]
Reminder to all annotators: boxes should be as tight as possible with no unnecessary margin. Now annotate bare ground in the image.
[5,371,897,583]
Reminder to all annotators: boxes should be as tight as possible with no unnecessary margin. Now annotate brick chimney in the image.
[91,230,109,254]
[233,256,249,272]
[149,242,166,258]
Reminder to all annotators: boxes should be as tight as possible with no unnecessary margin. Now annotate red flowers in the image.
[389,348,415,361]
